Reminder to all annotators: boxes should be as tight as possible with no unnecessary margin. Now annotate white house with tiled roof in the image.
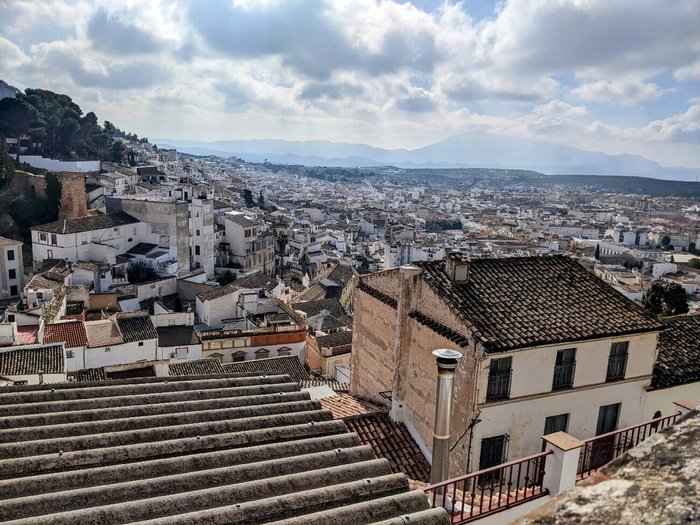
[30,212,161,271]
[0,343,67,385]
[352,254,664,478]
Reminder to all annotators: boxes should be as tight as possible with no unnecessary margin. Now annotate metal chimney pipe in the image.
[431,348,463,486]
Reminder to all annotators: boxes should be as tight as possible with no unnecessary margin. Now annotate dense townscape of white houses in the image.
[0,143,698,524]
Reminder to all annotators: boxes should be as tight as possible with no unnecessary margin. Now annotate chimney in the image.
[430,348,463,485]
[444,252,470,283]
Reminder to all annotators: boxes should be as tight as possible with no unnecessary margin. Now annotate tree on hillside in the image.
[258,191,265,207]
[642,282,689,317]
[660,235,671,248]
[688,258,700,269]
[241,189,255,208]
[217,270,236,286]
[0,97,41,159]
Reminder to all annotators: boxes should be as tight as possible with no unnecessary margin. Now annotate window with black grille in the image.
[606,342,628,382]
[552,348,576,390]
[486,356,512,401]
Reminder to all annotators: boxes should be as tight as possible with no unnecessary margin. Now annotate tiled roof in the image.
[67,367,107,382]
[320,394,384,419]
[412,256,662,353]
[84,320,124,348]
[26,273,63,293]
[226,213,259,227]
[300,379,351,392]
[169,358,225,376]
[127,242,158,255]
[198,272,279,302]
[410,311,470,347]
[44,321,88,349]
[157,326,200,347]
[32,211,139,234]
[0,236,22,247]
[317,330,354,350]
[328,264,357,287]
[0,344,65,375]
[652,314,700,389]
[116,313,158,343]
[357,281,397,308]
[222,356,309,382]
[0,375,448,524]
[345,413,432,483]
[307,311,347,333]
[292,298,351,324]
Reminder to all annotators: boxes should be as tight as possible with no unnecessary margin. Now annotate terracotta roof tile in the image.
[31,212,139,235]
[84,320,124,348]
[360,256,661,353]
[320,394,384,419]
[0,344,65,375]
[652,314,700,389]
[345,413,432,482]
[116,313,158,343]
[44,321,88,349]
[169,358,225,376]
[222,356,309,381]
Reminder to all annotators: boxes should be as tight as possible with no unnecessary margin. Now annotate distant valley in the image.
[154,132,700,182]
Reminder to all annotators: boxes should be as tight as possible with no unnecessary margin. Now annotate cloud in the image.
[571,79,662,105]
[394,88,437,113]
[27,40,169,90]
[674,62,700,82]
[87,7,162,55]
[481,0,700,77]
[187,0,439,79]
[299,81,365,101]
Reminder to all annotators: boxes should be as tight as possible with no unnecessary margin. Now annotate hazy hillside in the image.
[154,132,700,181]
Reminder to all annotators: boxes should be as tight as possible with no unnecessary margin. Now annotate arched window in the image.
[232,351,246,362]
[210,352,224,362]
[255,348,270,360]
[653,410,662,419]
[277,347,292,357]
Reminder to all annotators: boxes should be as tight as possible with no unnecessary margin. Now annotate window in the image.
[479,434,509,484]
[51,234,57,245]
[542,413,569,450]
[176,347,188,359]
[210,352,224,362]
[196,229,200,236]
[552,348,576,390]
[606,342,628,382]
[8,269,16,280]
[277,347,292,357]
[7,249,14,261]
[66,350,74,358]
[486,357,512,401]
[596,403,621,435]
[138,342,144,347]
[195,245,200,256]
[39,233,47,242]
[10,285,17,296]
[245,229,251,238]
[232,351,246,362]
[105,347,111,352]
[255,348,270,359]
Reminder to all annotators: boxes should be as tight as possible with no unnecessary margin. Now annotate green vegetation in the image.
[127,262,159,284]
[0,88,143,162]
[641,282,689,317]
[216,270,237,286]
[688,258,700,269]
[425,219,463,232]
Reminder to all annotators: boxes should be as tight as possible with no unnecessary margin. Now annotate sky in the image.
[1,0,699,167]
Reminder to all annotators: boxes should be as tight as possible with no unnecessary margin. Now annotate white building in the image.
[0,343,67,385]
[0,236,24,300]
[30,212,158,269]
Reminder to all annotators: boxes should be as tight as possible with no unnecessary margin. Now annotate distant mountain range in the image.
[153,133,700,181]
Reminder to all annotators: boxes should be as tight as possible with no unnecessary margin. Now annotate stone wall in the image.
[350,291,397,402]
[57,172,87,219]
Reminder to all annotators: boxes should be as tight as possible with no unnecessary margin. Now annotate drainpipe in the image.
[431,348,463,485]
